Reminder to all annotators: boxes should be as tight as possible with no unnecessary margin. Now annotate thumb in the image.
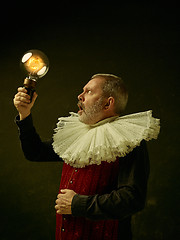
[31,92,38,104]
[60,189,68,194]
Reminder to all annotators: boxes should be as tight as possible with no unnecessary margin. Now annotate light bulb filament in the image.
[25,56,44,73]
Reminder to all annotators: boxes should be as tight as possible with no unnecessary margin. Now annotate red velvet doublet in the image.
[56,160,120,240]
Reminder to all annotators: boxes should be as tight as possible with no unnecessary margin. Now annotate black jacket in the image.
[16,114,150,239]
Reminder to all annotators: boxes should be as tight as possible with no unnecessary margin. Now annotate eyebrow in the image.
[83,87,92,91]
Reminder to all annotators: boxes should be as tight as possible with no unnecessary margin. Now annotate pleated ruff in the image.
[56,160,120,240]
[53,110,160,168]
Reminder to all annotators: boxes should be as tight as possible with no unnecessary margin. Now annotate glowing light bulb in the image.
[21,49,49,79]
[20,49,49,100]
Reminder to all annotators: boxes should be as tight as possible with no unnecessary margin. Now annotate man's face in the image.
[77,77,106,125]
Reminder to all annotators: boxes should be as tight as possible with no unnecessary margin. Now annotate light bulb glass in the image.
[20,49,49,80]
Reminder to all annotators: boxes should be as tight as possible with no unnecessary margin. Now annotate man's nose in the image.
[78,92,84,102]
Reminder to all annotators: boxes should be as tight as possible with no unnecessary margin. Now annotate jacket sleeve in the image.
[71,140,150,220]
[15,114,62,162]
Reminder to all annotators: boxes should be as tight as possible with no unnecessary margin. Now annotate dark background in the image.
[0,2,179,239]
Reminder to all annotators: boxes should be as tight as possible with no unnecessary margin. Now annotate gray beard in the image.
[78,97,104,125]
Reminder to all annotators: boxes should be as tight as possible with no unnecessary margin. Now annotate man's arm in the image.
[14,87,61,162]
[71,140,150,220]
[16,114,61,162]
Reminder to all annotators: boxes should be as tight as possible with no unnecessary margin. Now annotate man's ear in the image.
[104,97,115,110]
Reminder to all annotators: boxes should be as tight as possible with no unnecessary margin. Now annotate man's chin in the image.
[78,113,87,124]
[78,113,99,125]
[78,112,91,125]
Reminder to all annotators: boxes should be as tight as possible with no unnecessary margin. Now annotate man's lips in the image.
[77,102,85,112]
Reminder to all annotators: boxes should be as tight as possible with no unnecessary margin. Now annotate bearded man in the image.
[13,73,160,240]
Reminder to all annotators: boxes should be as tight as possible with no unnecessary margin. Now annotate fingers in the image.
[55,198,65,214]
[55,190,68,214]
[56,190,68,200]
[55,189,75,215]
[17,87,27,93]
[55,201,70,214]
[14,87,38,106]
[14,88,30,103]
[57,189,66,198]
[15,93,31,104]
[13,86,38,120]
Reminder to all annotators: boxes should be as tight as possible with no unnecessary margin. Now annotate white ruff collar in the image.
[52,111,160,168]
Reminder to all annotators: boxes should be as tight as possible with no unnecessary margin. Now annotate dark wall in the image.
[0,3,179,239]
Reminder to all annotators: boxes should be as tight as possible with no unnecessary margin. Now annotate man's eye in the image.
[87,90,92,94]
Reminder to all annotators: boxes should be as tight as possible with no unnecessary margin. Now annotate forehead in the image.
[84,77,104,91]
